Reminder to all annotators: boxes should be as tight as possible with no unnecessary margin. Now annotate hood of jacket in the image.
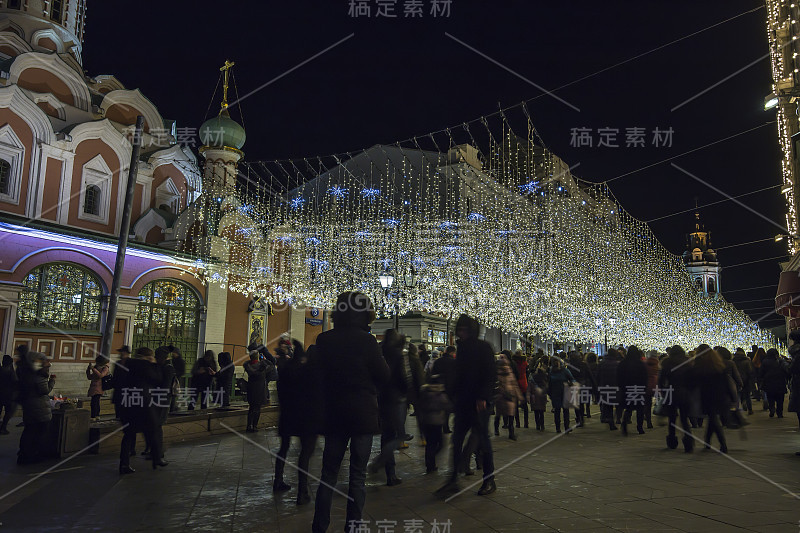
[455,314,480,339]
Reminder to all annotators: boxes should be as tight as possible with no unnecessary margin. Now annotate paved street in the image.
[0,408,798,533]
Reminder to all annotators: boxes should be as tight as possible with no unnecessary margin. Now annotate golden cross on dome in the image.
[220,60,235,111]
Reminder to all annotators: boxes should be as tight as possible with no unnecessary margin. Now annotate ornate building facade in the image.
[0,2,320,395]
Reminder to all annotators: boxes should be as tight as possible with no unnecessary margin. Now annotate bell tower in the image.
[682,206,721,298]
[0,0,87,66]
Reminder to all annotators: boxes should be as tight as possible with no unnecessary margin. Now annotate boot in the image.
[386,476,403,486]
[477,478,496,496]
[682,435,694,453]
[554,414,561,433]
[273,478,291,492]
[620,421,628,436]
[666,435,678,449]
[296,486,311,505]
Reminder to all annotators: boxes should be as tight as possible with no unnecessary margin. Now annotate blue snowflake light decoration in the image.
[305,237,322,246]
[289,196,306,210]
[360,188,380,200]
[383,218,401,227]
[467,212,486,222]
[518,180,540,194]
[328,186,348,198]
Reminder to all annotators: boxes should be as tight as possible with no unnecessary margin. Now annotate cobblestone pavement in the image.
[0,407,798,533]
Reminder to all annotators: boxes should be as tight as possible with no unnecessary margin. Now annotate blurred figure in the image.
[432,345,457,433]
[548,356,575,433]
[659,345,695,452]
[0,354,18,435]
[416,374,452,473]
[189,350,217,410]
[568,351,595,427]
[275,339,321,505]
[149,347,175,461]
[529,359,549,431]
[494,351,523,440]
[111,346,132,419]
[512,350,529,428]
[436,314,497,498]
[118,347,166,474]
[694,344,728,453]
[644,351,660,429]
[617,346,648,436]
[733,348,755,415]
[86,355,109,420]
[789,330,800,429]
[760,348,789,418]
[312,292,389,533]
[169,346,185,413]
[597,349,622,430]
[216,351,234,408]
[243,350,276,432]
[370,329,412,486]
[16,351,54,464]
[715,346,743,426]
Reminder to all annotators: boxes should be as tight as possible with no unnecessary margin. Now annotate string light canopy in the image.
[178,106,781,352]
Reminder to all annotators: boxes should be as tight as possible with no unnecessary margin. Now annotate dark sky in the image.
[83,0,785,327]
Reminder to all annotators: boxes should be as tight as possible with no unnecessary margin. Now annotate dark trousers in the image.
[768,393,785,417]
[704,413,727,449]
[644,394,654,427]
[247,403,262,429]
[553,407,569,431]
[375,401,404,477]
[119,412,161,467]
[573,407,584,427]
[493,414,515,438]
[0,400,16,429]
[90,394,101,418]
[312,433,372,533]
[450,407,494,483]
[739,388,752,412]
[276,434,317,492]
[622,404,645,431]
[18,420,48,462]
[421,423,443,471]
[514,401,529,427]
[533,409,545,430]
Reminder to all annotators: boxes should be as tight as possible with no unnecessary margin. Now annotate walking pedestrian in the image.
[512,350,529,429]
[659,345,695,452]
[370,329,412,486]
[529,360,549,431]
[435,314,497,498]
[16,351,54,464]
[568,351,595,427]
[0,354,18,435]
[118,347,167,474]
[86,355,109,421]
[733,347,755,415]
[416,375,452,473]
[216,351,234,407]
[694,344,729,453]
[760,348,789,418]
[548,356,575,433]
[312,292,390,533]
[169,346,185,413]
[243,350,276,432]
[494,352,522,440]
[274,339,322,505]
[597,349,622,430]
[189,350,217,410]
[618,346,648,436]
[431,345,456,433]
[111,346,131,419]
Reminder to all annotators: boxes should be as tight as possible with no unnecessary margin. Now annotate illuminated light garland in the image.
[179,110,782,352]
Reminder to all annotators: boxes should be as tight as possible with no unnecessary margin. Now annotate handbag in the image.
[562,382,580,410]
[101,373,114,391]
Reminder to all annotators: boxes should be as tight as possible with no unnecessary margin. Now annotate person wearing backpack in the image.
[86,355,110,421]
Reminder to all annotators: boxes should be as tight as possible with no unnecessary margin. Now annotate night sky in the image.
[83,1,784,328]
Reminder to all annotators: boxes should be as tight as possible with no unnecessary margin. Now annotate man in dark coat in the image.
[436,314,498,498]
[215,352,234,408]
[16,350,54,464]
[617,346,648,435]
[312,292,390,533]
[431,345,456,433]
[243,351,276,432]
[150,347,175,461]
[658,345,696,451]
[760,348,789,418]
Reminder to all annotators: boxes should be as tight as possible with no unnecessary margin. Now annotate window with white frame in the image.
[77,155,112,224]
[0,125,25,205]
[155,177,181,214]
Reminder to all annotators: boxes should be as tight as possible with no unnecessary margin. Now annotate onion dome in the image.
[199,109,246,150]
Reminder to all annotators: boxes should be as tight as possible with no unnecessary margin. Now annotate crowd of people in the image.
[0,291,799,533]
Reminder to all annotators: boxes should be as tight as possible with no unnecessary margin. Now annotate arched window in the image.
[50,0,64,23]
[83,184,100,215]
[16,263,102,332]
[0,159,10,196]
[707,277,716,294]
[694,277,702,291]
[133,279,201,367]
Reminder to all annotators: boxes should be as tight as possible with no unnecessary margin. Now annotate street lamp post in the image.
[379,272,397,330]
